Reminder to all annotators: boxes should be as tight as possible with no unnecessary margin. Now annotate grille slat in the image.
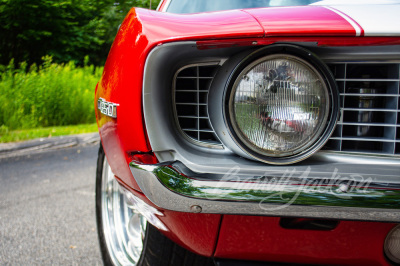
[330,137,400,142]
[337,79,400,82]
[342,108,398,111]
[174,64,222,146]
[338,123,398,127]
[341,93,398,96]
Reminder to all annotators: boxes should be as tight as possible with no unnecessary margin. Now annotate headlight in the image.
[227,52,336,164]
[385,225,400,264]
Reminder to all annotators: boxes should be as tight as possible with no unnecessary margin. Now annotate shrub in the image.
[0,56,102,130]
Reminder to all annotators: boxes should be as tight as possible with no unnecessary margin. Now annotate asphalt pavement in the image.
[0,134,103,265]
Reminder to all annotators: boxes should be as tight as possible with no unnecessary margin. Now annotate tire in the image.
[96,144,215,266]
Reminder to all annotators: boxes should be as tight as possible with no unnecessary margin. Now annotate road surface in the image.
[0,143,103,265]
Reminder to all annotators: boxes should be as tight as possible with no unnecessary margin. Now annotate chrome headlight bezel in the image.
[223,45,339,165]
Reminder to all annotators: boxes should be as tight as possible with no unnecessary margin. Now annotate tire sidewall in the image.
[95,144,115,266]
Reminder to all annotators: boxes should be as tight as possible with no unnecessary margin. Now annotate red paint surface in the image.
[328,6,365,36]
[158,211,221,257]
[215,215,396,265]
[118,178,222,257]
[135,8,264,41]
[95,9,153,191]
[244,6,357,37]
[98,122,143,191]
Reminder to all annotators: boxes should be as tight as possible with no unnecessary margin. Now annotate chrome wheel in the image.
[101,157,147,266]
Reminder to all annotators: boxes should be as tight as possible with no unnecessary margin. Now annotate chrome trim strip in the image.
[130,160,400,222]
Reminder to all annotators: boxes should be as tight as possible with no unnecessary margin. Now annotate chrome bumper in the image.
[130,160,400,223]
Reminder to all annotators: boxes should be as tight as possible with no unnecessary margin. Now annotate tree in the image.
[0,0,160,67]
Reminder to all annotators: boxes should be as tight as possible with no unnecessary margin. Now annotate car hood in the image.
[312,0,400,5]
[134,4,399,44]
[311,2,400,36]
[244,4,400,37]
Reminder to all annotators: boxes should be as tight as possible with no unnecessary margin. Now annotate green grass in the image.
[0,123,98,143]
[0,56,102,130]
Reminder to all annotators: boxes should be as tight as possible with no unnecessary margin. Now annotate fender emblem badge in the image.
[98,98,119,118]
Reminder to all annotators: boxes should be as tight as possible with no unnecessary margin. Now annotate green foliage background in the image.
[0,0,161,66]
[0,56,102,130]
[0,0,161,136]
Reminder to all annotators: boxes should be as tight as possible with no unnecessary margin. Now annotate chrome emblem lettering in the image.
[98,98,118,118]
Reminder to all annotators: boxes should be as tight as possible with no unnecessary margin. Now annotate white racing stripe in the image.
[313,0,400,4]
[322,5,400,36]
[324,6,362,36]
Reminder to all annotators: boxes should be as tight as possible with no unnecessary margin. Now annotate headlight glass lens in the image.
[230,54,330,158]
[385,225,400,264]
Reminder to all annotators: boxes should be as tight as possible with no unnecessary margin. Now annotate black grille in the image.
[174,64,222,146]
[325,62,400,155]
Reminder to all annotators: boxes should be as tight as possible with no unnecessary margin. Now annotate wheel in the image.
[95,144,215,266]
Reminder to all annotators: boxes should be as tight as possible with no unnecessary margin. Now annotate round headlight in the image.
[385,225,400,264]
[228,53,334,163]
